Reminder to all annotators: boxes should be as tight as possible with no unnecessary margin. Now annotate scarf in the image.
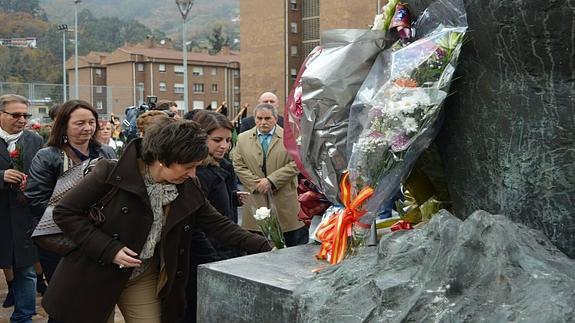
[0,127,23,152]
[130,166,179,280]
[141,166,179,259]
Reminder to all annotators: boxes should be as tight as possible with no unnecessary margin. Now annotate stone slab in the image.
[197,244,323,323]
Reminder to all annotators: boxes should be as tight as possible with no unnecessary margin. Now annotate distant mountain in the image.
[39,0,240,47]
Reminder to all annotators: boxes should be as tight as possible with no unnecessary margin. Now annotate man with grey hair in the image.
[239,92,284,133]
[0,94,43,322]
[233,103,308,246]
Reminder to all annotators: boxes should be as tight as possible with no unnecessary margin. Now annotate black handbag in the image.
[32,156,116,256]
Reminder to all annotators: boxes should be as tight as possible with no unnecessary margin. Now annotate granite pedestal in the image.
[197,244,323,323]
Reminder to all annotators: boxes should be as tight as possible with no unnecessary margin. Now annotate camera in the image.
[143,95,157,109]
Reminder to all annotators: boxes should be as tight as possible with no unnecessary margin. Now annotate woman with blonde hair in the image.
[96,120,124,151]
[136,110,172,136]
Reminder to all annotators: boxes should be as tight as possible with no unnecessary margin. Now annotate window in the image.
[211,68,217,75]
[290,0,297,10]
[290,22,298,33]
[233,70,239,78]
[95,68,102,77]
[159,82,167,92]
[192,101,204,110]
[39,107,47,114]
[291,68,298,79]
[159,64,166,72]
[137,63,144,72]
[211,84,218,92]
[96,86,103,93]
[290,45,298,56]
[96,101,103,110]
[193,83,204,93]
[137,82,145,92]
[192,66,204,76]
[233,102,239,108]
[174,83,185,93]
[233,85,239,92]
[211,101,218,109]
[174,65,185,74]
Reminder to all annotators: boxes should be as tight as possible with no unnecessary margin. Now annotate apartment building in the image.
[67,37,241,118]
[66,51,109,111]
[240,0,377,114]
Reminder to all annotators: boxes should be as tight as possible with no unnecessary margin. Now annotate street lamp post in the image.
[57,24,68,102]
[74,0,81,99]
[176,0,194,113]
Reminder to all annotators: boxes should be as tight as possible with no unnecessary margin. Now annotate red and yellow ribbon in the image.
[315,172,374,265]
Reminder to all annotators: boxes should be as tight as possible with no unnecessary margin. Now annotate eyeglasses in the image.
[1,111,33,119]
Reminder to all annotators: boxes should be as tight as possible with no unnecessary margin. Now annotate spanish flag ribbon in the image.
[315,172,374,265]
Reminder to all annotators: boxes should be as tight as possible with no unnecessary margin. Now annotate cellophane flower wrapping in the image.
[347,0,468,229]
[284,46,322,183]
[294,29,392,205]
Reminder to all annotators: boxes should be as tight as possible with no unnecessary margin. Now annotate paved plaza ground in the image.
[0,270,126,323]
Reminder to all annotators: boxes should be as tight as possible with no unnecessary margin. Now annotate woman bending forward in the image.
[43,120,271,323]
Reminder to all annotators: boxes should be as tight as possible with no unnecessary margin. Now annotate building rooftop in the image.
[118,46,240,64]
[67,37,240,69]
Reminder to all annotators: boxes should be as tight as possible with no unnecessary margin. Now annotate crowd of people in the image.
[0,91,310,323]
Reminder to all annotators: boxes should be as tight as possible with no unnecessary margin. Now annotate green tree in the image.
[208,25,228,53]
[0,0,42,15]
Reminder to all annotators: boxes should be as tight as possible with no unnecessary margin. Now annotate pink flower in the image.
[390,133,410,152]
[369,130,384,138]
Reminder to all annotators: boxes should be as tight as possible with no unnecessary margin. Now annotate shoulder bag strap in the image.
[61,145,82,169]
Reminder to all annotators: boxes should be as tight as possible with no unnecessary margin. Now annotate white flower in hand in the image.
[254,207,271,220]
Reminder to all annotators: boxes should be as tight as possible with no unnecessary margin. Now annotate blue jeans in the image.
[11,265,36,323]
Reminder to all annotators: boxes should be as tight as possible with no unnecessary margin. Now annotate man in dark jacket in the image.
[239,92,284,133]
[0,94,44,323]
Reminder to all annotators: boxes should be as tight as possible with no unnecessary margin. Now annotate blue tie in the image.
[260,133,271,154]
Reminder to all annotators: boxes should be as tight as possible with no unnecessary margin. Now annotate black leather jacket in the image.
[25,144,116,219]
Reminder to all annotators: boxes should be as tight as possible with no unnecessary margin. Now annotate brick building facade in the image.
[240,0,377,114]
[67,38,241,118]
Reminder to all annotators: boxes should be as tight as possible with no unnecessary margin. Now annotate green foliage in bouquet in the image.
[410,32,465,86]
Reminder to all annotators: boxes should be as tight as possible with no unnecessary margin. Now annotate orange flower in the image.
[394,78,418,88]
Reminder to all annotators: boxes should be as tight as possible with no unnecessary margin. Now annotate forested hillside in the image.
[40,0,240,47]
[0,0,239,84]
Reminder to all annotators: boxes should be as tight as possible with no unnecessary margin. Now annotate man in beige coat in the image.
[233,103,308,246]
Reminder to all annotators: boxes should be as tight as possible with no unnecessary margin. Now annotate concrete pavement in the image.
[0,270,125,323]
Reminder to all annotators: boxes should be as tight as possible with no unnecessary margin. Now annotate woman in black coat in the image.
[193,110,249,259]
[43,120,271,323]
[25,100,116,284]
[180,110,251,322]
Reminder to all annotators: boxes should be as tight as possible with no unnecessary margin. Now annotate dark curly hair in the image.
[141,120,208,166]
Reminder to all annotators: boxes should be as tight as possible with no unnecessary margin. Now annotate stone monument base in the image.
[197,244,324,322]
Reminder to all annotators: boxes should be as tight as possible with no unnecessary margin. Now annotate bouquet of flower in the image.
[9,145,27,192]
[253,206,286,249]
[347,0,468,229]
[284,28,391,205]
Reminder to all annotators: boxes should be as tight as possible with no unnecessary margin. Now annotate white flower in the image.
[402,117,418,134]
[372,14,384,31]
[254,207,271,220]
